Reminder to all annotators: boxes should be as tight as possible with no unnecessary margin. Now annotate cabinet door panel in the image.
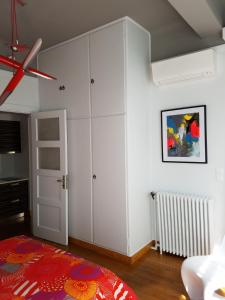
[38,36,91,119]
[90,22,125,117]
[92,116,127,254]
[68,119,93,243]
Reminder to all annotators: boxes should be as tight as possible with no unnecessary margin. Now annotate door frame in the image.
[0,108,69,243]
[0,109,33,220]
[31,109,68,245]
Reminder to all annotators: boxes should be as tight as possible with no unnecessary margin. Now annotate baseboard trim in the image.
[69,237,154,264]
[130,240,155,264]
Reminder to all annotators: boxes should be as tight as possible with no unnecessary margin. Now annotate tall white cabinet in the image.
[38,17,151,256]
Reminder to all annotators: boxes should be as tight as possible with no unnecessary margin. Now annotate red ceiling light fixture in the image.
[10,0,29,57]
[0,0,56,106]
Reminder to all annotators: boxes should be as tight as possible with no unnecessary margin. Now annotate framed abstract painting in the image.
[161,105,207,163]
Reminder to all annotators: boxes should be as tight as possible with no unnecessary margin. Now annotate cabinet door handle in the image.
[91,78,95,84]
[11,199,20,203]
[59,85,66,91]
[93,174,97,180]
[11,183,20,186]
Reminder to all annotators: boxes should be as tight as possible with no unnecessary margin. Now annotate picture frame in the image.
[161,105,207,163]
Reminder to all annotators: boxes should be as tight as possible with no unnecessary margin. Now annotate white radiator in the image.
[156,192,213,257]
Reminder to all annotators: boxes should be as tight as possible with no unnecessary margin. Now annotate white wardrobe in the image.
[38,17,151,256]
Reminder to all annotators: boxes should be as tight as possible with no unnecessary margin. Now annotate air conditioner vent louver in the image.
[152,49,216,86]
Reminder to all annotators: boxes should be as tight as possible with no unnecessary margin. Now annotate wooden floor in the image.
[50,241,189,300]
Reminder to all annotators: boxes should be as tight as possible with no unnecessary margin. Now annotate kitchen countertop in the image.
[0,178,29,185]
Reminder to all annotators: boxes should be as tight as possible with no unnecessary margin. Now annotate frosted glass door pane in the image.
[39,148,60,170]
[38,118,60,141]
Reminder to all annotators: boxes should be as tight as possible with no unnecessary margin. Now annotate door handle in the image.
[57,175,68,190]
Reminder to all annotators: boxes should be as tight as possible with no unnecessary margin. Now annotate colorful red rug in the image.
[0,236,138,300]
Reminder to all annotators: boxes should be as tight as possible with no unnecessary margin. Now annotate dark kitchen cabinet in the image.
[0,179,30,239]
[0,120,21,154]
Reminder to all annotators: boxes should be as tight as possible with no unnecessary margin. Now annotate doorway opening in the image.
[0,111,31,239]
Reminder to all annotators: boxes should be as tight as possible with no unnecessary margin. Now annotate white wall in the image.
[149,45,225,245]
[0,69,39,175]
[0,69,39,113]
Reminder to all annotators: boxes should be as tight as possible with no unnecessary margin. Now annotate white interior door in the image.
[31,110,68,245]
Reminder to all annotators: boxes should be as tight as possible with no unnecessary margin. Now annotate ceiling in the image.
[0,0,225,63]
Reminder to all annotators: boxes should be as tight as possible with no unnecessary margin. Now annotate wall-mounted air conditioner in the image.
[152,49,216,86]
